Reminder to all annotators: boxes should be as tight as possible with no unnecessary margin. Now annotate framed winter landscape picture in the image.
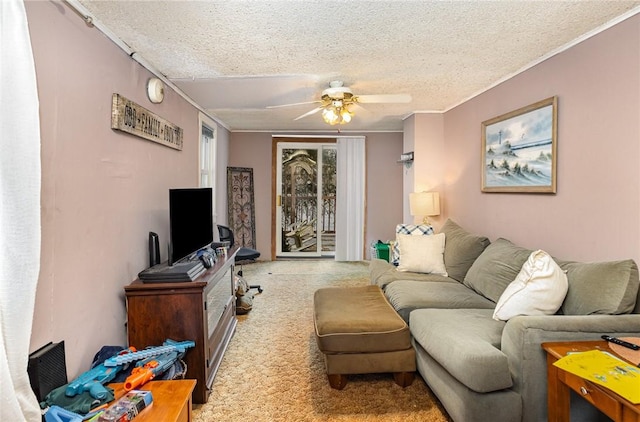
[481,96,558,193]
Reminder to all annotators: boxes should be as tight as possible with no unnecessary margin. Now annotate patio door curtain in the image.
[335,137,365,261]
[0,0,43,420]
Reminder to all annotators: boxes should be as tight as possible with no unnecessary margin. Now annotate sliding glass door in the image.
[275,142,336,257]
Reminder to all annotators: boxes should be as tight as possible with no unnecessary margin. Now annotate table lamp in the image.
[409,191,440,225]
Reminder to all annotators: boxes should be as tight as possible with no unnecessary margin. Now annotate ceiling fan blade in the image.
[349,103,368,114]
[266,100,320,109]
[293,107,323,121]
[356,94,412,104]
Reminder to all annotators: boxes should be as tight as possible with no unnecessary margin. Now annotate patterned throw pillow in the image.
[391,224,434,265]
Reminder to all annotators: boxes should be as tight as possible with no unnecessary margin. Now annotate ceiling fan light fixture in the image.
[340,107,353,123]
[322,107,339,125]
[322,101,353,126]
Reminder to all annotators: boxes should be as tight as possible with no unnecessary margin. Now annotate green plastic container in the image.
[372,241,390,262]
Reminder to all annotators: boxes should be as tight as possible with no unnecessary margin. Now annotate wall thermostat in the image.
[147,77,164,103]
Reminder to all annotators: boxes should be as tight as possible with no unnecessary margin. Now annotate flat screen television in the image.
[169,187,213,265]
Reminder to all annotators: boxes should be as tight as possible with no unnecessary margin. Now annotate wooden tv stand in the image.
[124,247,238,404]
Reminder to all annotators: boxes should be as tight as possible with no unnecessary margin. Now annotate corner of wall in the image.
[404,113,446,225]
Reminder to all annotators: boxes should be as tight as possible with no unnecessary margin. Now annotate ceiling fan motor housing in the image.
[322,81,354,101]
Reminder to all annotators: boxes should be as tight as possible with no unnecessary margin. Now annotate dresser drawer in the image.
[560,370,622,421]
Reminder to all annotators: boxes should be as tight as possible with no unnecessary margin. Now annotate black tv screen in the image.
[169,187,213,265]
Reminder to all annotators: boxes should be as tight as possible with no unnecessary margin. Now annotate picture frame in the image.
[481,96,558,193]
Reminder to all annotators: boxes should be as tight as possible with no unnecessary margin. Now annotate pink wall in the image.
[405,113,446,226]
[227,133,274,256]
[436,14,640,263]
[228,132,403,259]
[366,134,405,249]
[402,116,416,224]
[25,1,229,377]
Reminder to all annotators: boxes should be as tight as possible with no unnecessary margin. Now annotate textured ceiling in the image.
[77,1,640,132]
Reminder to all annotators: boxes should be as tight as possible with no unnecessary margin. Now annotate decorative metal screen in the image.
[227,167,256,249]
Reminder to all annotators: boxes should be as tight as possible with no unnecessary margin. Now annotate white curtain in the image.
[335,137,365,261]
[0,1,43,420]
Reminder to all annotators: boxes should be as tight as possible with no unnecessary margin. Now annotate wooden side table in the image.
[542,340,640,422]
[108,379,196,422]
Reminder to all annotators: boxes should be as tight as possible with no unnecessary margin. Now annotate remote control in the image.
[601,335,640,350]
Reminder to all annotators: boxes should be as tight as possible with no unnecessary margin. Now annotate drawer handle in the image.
[579,386,590,396]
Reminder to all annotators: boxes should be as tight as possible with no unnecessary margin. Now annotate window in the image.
[199,113,217,220]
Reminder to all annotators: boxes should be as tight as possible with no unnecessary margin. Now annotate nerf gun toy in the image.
[103,339,195,367]
[123,350,182,391]
[65,339,194,400]
[65,362,121,400]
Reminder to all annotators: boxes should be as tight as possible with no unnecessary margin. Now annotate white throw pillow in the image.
[493,249,568,321]
[397,233,448,276]
[391,224,434,265]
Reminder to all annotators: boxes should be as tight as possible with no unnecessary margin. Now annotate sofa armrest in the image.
[500,314,640,422]
[369,258,395,288]
[502,314,640,362]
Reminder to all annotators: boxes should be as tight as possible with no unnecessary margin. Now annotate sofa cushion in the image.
[384,280,495,322]
[410,308,512,393]
[559,259,640,315]
[493,250,568,321]
[440,219,491,282]
[464,238,533,303]
[369,258,457,290]
[391,223,434,265]
[397,232,448,275]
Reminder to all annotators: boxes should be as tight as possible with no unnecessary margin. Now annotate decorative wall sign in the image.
[111,93,183,150]
[227,167,256,249]
[481,96,558,193]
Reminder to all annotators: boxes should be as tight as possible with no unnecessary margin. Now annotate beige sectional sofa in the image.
[370,220,640,422]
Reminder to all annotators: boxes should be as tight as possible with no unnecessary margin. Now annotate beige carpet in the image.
[193,260,452,422]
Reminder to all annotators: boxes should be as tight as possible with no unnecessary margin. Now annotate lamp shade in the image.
[409,192,440,217]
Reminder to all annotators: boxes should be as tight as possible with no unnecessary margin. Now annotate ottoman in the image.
[313,285,416,389]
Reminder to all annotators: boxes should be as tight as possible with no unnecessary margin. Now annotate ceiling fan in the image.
[267,80,411,125]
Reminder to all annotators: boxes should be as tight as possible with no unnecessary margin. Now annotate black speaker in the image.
[28,341,68,402]
[149,232,160,267]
